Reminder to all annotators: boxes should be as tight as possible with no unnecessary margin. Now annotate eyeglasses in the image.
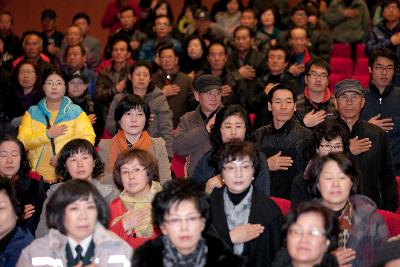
[223,163,253,173]
[337,94,362,103]
[45,81,65,87]
[203,90,221,97]
[288,226,326,239]
[374,64,395,72]
[221,124,246,132]
[308,72,329,80]
[160,55,175,61]
[155,23,170,28]
[120,167,146,177]
[319,144,343,152]
[164,215,202,226]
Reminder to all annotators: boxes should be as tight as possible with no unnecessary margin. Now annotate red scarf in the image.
[304,87,331,109]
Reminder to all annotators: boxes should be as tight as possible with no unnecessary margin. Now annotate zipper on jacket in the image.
[379,98,382,104]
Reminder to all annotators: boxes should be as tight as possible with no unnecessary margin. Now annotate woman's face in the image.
[119,107,146,136]
[261,9,275,26]
[0,191,17,240]
[187,39,203,60]
[227,0,239,14]
[160,200,205,255]
[120,158,150,197]
[317,137,344,157]
[18,63,37,89]
[0,141,21,178]
[43,74,66,102]
[131,66,151,91]
[221,155,254,194]
[318,160,353,211]
[65,151,95,181]
[287,212,329,266]
[64,194,98,242]
[156,3,168,16]
[220,114,246,143]
[67,78,87,98]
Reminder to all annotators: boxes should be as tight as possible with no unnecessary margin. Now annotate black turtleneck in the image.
[227,186,251,206]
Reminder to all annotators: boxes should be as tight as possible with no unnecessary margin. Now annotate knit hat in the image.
[334,79,364,98]
[194,74,221,93]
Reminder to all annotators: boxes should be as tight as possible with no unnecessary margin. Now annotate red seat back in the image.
[171,155,186,179]
[270,197,292,216]
[330,58,353,77]
[331,43,351,58]
[356,43,367,59]
[353,58,370,75]
[329,73,346,92]
[377,209,400,237]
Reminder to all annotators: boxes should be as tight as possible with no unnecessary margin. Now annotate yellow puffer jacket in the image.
[17,97,95,170]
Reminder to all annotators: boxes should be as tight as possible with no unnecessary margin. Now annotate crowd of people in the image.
[0,0,399,266]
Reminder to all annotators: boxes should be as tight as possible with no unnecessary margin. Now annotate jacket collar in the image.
[38,96,73,123]
[272,117,296,133]
[369,80,394,98]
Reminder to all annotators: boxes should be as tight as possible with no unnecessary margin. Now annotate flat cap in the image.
[194,74,221,93]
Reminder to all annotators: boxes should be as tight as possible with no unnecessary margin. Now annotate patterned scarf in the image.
[223,186,253,255]
[111,181,162,237]
[337,200,353,248]
[162,235,207,267]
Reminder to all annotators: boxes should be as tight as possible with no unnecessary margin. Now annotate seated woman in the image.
[105,62,173,157]
[215,0,243,36]
[209,140,282,267]
[193,105,270,194]
[0,135,45,235]
[17,179,132,267]
[108,94,172,184]
[0,177,34,266]
[291,119,350,207]
[17,68,95,190]
[132,179,244,266]
[310,153,389,267]
[109,149,162,248]
[272,201,339,267]
[35,138,120,238]
[179,36,208,79]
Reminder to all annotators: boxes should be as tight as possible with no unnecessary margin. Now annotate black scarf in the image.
[162,235,207,267]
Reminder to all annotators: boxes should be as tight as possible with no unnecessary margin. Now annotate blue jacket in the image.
[0,227,33,267]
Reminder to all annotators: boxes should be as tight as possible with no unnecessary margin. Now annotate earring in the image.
[252,177,255,180]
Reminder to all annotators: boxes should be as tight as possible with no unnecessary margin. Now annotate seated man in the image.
[138,15,181,63]
[255,84,312,199]
[72,12,102,66]
[0,12,22,71]
[295,58,336,128]
[152,43,194,128]
[334,79,398,211]
[95,36,132,122]
[239,8,271,54]
[40,9,64,63]
[173,74,222,177]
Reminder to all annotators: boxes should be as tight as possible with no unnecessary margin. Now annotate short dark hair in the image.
[284,200,339,251]
[11,60,43,105]
[72,12,91,25]
[154,1,174,22]
[153,15,171,27]
[182,35,207,59]
[41,67,65,87]
[241,8,256,18]
[111,35,132,54]
[305,58,331,76]
[217,140,260,178]
[0,136,31,178]
[381,0,400,11]
[207,41,227,56]
[267,83,297,104]
[289,26,309,39]
[65,44,86,57]
[114,94,151,130]
[0,176,22,220]
[210,105,254,147]
[126,61,155,93]
[152,179,209,228]
[309,153,360,198]
[156,42,176,57]
[267,43,289,62]
[56,139,104,181]
[46,179,110,234]
[119,6,136,16]
[291,2,308,16]
[233,25,254,38]
[368,47,398,71]
[113,149,159,190]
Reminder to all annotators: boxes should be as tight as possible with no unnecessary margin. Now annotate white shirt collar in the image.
[67,234,93,258]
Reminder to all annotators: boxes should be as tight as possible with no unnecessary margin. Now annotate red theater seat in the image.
[329,73,346,92]
[270,197,291,216]
[330,58,353,77]
[356,43,367,59]
[377,209,400,237]
[331,43,351,58]
[171,155,186,179]
[353,58,369,76]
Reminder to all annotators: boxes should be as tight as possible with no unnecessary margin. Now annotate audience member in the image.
[0,12,22,71]
[257,7,281,49]
[109,149,162,248]
[101,0,142,35]
[39,9,63,63]
[179,35,208,79]
[334,79,398,211]
[177,4,197,35]
[255,84,312,199]
[215,0,243,36]
[209,140,282,267]
[173,74,222,177]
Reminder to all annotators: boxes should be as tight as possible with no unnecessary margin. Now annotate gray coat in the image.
[105,87,174,157]
[18,223,132,267]
[35,179,120,238]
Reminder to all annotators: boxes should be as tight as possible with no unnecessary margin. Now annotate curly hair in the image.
[55,139,104,181]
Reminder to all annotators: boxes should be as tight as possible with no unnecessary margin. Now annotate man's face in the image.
[240,12,257,28]
[194,89,222,115]
[289,28,308,54]
[119,10,136,30]
[41,17,56,32]
[195,19,211,33]
[111,40,130,64]
[0,14,12,35]
[159,48,178,72]
[267,49,288,75]
[153,17,172,38]
[207,44,227,71]
[234,28,252,52]
[305,65,330,93]
[382,3,400,22]
[268,89,296,125]
[24,35,42,59]
[74,18,90,36]
[291,10,308,27]
[66,46,86,70]
[370,56,396,89]
[335,92,365,121]
[66,26,83,46]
